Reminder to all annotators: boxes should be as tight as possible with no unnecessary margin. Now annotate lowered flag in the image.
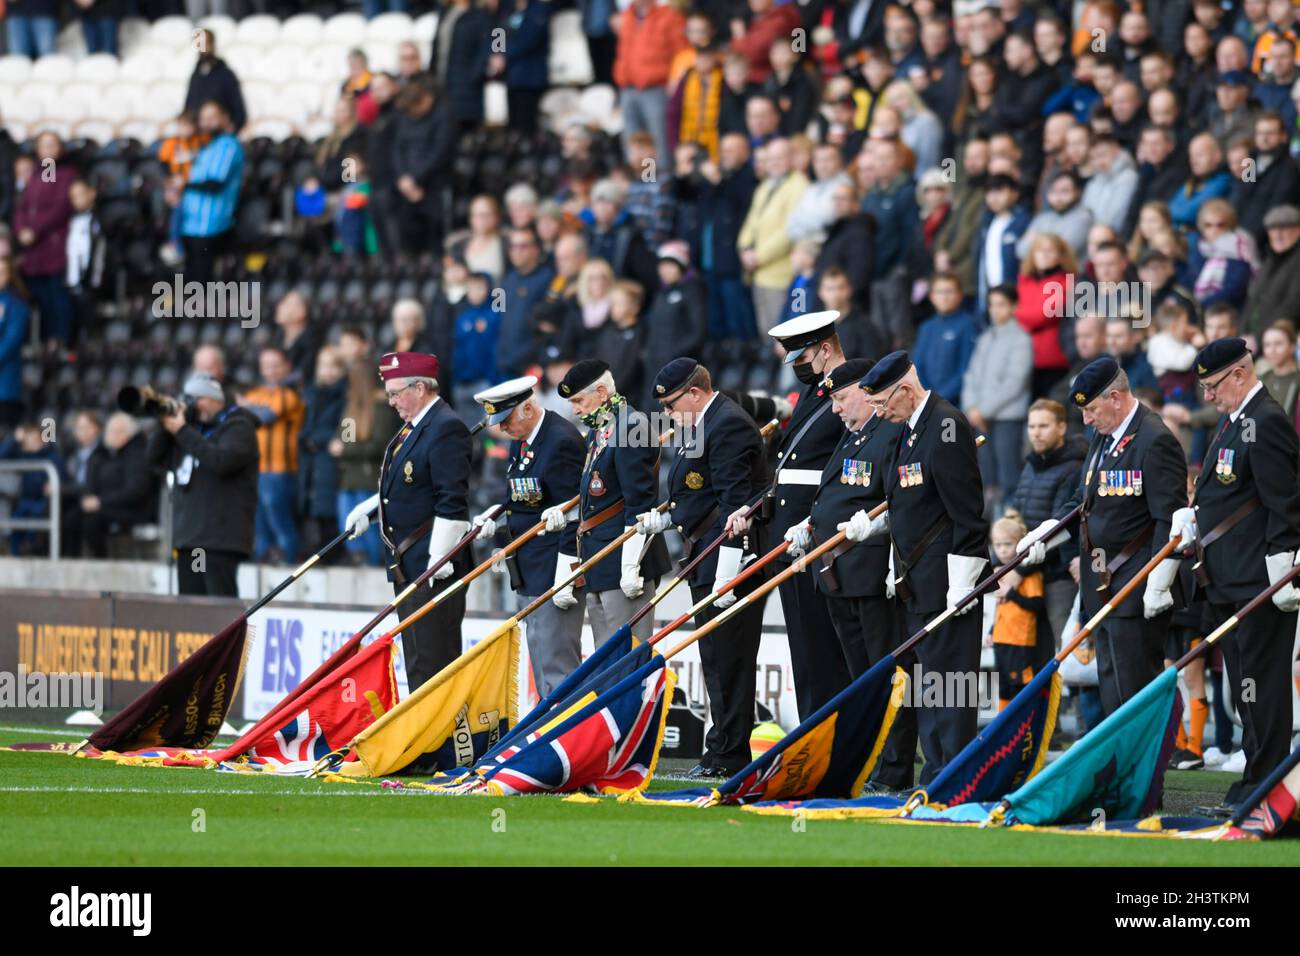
[88,615,252,751]
[635,655,906,807]
[326,620,520,778]
[416,653,675,796]
[1220,745,1300,841]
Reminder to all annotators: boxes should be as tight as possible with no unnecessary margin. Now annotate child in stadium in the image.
[989,515,1050,710]
[1167,473,1210,770]
[157,111,209,266]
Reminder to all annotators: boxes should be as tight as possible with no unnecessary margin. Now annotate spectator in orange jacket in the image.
[730,0,802,85]
[613,0,688,157]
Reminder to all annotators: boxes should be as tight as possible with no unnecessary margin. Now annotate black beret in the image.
[558,359,610,398]
[859,350,912,394]
[1194,337,1250,378]
[825,358,876,394]
[654,357,700,400]
[1070,356,1122,407]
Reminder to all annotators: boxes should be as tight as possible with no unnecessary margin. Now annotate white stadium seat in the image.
[540,87,581,122]
[43,98,89,125]
[302,117,334,141]
[245,52,298,87]
[362,41,400,74]
[96,96,136,126]
[222,46,262,80]
[162,52,200,83]
[485,81,508,127]
[24,83,61,112]
[120,50,167,84]
[244,117,294,141]
[150,16,196,50]
[5,120,28,142]
[32,55,76,85]
[3,98,43,128]
[74,119,117,144]
[74,53,120,84]
[236,13,282,48]
[323,13,368,45]
[294,46,342,83]
[281,13,325,47]
[368,12,415,42]
[56,23,86,57]
[284,82,328,120]
[0,55,32,85]
[137,87,183,124]
[579,84,617,122]
[61,82,102,108]
[197,14,238,51]
[41,120,73,139]
[119,118,164,144]
[548,11,593,87]
[413,12,439,42]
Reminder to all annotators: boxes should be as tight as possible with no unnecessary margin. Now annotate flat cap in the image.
[182,372,224,402]
[1263,204,1300,229]
[859,350,912,394]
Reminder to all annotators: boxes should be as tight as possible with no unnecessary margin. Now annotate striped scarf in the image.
[680,66,723,162]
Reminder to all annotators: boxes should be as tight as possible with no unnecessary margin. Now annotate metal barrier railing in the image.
[0,460,61,559]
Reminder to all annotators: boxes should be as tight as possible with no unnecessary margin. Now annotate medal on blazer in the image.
[1111,434,1135,457]
[842,458,872,486]
[906,430,918,448]
[588,470,606,496]
[898,463,923,487]
[685,471,705,490]
[403,460,414,483]
[1097,470,1109,496]
[1215,448,1237,483]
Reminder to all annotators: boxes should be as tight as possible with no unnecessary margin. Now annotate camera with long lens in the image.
[117,385,196,422]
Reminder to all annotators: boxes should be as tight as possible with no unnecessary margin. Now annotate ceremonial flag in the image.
[636,655,906,807]
[994,666,1181,827]
[328,620,520,778]
[1220,745,1300,841]
[419,652,675,796]
[88,615,251,751]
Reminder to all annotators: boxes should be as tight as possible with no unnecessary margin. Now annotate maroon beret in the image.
[378,352,440,381]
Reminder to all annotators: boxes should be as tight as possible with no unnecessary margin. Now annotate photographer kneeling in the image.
[146,373,259,596]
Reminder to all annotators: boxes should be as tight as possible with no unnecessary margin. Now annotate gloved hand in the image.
[1266,552,1300,612]
[838,508,888,543]
[784,520,812,559]
[345,493,379,539]
[772,395,794,422]
[539,504,569,535]
[620,530,646,599]
[1169,507,1199,550]
[489,549,508,574]
[552,553,580,610]
[471,507,499,540]
[946,554,988,615]
[712,546,743,608]
[637,509,672,535]
[1142,557,1181,618]
[886,545,896,599]
[427,517,469,581]
[1014,519,1056,567]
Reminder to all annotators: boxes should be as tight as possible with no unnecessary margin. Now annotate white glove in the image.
[1014,519,1055,567]
[838,508,888,543]
[488,549,508,574]
[1169,507,1198,550]
[886,545,896,599]
[1142,557,1181,619]
[946,554,988,615]
[1266,552,1300,612]
[713,546,743,608]
[539,504,569,535]
[620,530,647,599]
[784,520,812,559]
[471,507,499,540]
[427,517,469,581]
[637,509,672,535]
[345,493,379,539]
[772,395,794,421]
[552,553,580,609]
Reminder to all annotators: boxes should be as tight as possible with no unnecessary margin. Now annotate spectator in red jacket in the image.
[1016,232,1076,396]
[613,0,688,158]
[13,131,77,351]
[730,0,802,85]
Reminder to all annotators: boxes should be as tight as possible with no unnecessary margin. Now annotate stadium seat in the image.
[73,53,120,85]
[43,97,89,127]
[149,16,195,50]
[323,13,367,45]
[0,54,33,85]
[117,17,150,54]
[56,23,86,58]
[245,53,299,88]
[413,12,439,42]
[367,12,415,42]
[4,98,44,129]
[548,11,593,87]
[281,13,325,47]
[302,117,333,141]
[120,50,168,85]
[31,55,76,85]
[119,120,162,144]
[362,41,400,74]
[161,51,199,84]
[484,82,508,127]
[235,14,281,48]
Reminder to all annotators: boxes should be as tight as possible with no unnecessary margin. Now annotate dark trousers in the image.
[25,274,73,344]
[586,32,617,86]
[176,547,241,597]
[394,192,443,255]
[392,548,472,692]
[1093,613,1166,717]
[507,87,544,135]
[778,568,850,720]
[691,577,764,773]
[904,605,982,786]
[826,593,919,789]
[181,229,232,286]
[1214,599,1297,803]
[368,186,403,258]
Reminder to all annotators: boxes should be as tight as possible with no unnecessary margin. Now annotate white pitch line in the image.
[0,726,89,738]
[0,784,420,798]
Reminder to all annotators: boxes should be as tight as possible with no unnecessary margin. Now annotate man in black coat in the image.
[814,180,876,315]
[841,352,989,785]
[1122,124,1189,236]
[726,312,855,719]
[430,0,493,129]
[147,373,259,597]
[641,244,708,409]
[184,29,247,133]
[78,413,159,558]
[1021,357,1188,717]
[392,74,456,255]
[988,30,1055,183]
[1176,339,1300,810]
[794,357,919,790]
[343,352,472,694]
[642,358,766,778]
[470,377,586,697]
[364,72,403,257]
[1228,111,1300,246]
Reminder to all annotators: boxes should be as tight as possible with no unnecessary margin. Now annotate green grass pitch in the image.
[1,726,1296,866]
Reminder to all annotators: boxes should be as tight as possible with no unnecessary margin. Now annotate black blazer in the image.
[666,393,765,586]
[763,378,845,567]
[885,393,988,614]
[377,398,472,584]
[1192,386,1300,604]
[810,412,904,598]
[1056,401,1187,618]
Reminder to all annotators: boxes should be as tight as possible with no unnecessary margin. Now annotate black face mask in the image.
[794,360,822,386]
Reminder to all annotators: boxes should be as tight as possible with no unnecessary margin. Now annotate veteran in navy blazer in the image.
[470,376,587,697]
[343,352,472,697]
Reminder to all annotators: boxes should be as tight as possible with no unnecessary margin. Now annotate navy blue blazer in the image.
[377,398,472,584]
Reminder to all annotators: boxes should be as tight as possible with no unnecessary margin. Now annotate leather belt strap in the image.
[891,515,952,605]
[1194,496,1261,584]
[1083,519,1154,594]
[578,498,625,535]
[678,506,720,564]
[816,536,858,595]
[388,516,434,587]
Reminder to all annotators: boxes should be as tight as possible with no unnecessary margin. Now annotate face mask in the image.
[794,360,822,386]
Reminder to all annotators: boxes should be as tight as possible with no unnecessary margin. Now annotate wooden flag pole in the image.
[1171,557,1300,669]
[647,540,792,646]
